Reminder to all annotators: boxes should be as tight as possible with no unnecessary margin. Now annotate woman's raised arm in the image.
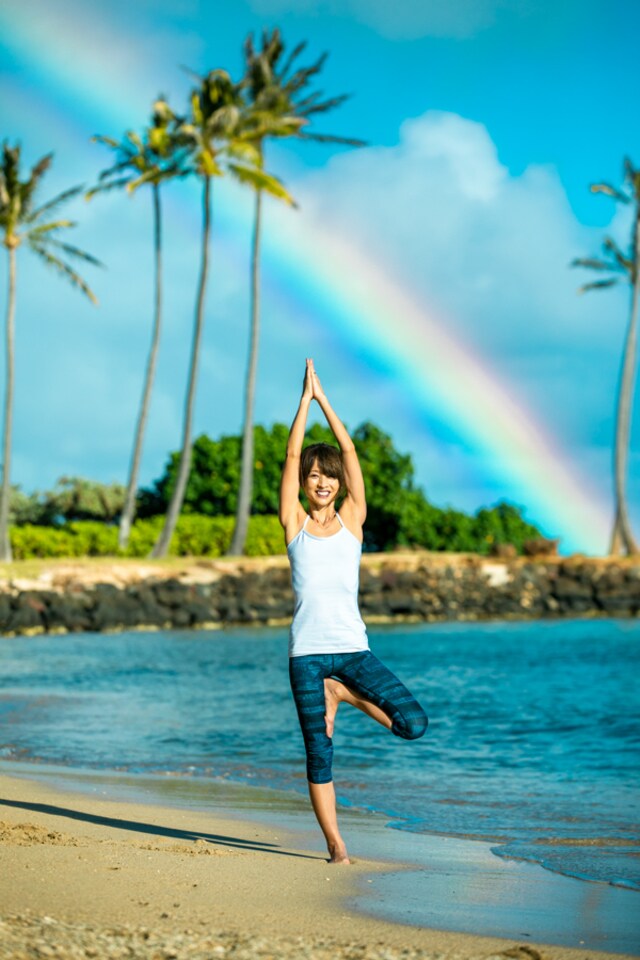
[279,359,313,534]
[310,363,367,527]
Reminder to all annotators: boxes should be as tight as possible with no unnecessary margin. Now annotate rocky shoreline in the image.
[1,553,639,636]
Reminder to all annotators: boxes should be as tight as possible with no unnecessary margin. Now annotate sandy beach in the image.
[0,768,637,960]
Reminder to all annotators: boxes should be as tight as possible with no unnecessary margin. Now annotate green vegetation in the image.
[7,423,542,559]
[9,515,284,561]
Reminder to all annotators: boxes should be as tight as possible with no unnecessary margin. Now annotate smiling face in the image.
[302,459,341,510]
[300,442,345,512]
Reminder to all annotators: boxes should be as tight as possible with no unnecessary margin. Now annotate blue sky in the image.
[1,0,639,552]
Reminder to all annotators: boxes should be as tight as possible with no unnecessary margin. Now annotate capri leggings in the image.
[289,649,428,784]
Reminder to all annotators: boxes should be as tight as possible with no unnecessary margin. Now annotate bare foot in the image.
[324,678,346,737]
[328,840,351,864]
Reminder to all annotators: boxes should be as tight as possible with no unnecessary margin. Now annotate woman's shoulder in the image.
[338,501,364,544]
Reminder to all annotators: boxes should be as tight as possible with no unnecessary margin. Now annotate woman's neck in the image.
[309,508,337,528]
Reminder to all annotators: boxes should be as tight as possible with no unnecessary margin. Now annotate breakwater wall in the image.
[1,554,639,636]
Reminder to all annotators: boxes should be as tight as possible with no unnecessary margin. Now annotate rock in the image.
[5,593,45,633]
[489,542,518,559]
[552,576,593,600]
[90,584,144,630]
[0,592,13,630]
[523,538,560,557]
[44,592,92,632]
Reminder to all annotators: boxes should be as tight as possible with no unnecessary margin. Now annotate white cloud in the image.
[285,109,628,365]
[260,110,633,532]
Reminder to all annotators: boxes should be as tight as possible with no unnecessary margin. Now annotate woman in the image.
[279,358,428,864]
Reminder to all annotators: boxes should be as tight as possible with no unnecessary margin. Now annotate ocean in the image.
[1,618,639,891]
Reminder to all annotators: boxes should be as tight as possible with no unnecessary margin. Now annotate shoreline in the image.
[1,763,639,958]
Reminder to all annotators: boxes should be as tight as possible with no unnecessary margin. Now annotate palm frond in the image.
[27,186,83,222]
[29,244,99,304]
[85,176,133,201]
[283,54,328,96]
[296,93,350,117]
[278,40,307,80]
[228,163,296,206]
[571,256,615,271]
[590,181,630,204]
[243,33,256,63]
[26,219,75,237]
[30,235,104,267]
[125,130,144,151]
[603,237,632,273]
[225,140,262,166]
[297,130,367,146]
[126,167,164,193]
[577,278,620,294]
[29,153,54,183]
[258,116,308,140]
[21,153,55,214]
[91,135,121,149]
[96,160,136,181]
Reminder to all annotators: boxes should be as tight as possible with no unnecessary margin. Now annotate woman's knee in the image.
[392,706,428,741]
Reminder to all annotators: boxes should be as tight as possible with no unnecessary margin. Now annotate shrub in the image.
[8,514,287,560]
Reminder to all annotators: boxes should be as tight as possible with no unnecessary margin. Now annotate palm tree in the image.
[151,69,294,558]
[0,143,100,562]
[573,157,640,555]
[227,28,365,556]
[88,98,187,550]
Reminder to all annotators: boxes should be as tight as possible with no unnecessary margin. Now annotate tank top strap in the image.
[336,512,345,527]
[302,514,310,531]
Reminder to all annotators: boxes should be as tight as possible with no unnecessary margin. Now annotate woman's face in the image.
[303,459,340,510]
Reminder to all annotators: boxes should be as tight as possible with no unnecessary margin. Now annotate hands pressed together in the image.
[302,357,326,404]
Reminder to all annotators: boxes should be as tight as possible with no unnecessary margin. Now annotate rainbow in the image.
[261,205,611,552]
[1,5,613,553]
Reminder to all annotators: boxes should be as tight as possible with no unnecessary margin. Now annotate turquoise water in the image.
[1,619,639,890]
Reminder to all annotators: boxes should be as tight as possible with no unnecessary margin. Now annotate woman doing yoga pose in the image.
[279,358,428,864]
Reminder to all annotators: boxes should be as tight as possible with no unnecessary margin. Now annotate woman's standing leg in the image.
[307,781,349,863]
[289,655,351,863]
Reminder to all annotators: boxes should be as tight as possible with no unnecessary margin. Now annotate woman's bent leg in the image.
[334,651,428,741]
[324,677,392,736]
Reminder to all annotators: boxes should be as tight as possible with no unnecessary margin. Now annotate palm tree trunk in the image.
[608,507,623,555]
[151,176,211,558]
[609,211,639,556]
[228,187,263,555]
[0,247,16,562]
[119,183,163,550]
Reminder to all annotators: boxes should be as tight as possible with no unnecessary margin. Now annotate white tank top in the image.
[287,513,369,657]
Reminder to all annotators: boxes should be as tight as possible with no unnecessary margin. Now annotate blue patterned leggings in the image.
[289,650,428,784]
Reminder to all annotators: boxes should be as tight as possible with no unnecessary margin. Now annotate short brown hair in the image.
[300,443,345,490]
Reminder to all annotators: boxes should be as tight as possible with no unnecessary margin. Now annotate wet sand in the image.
[0,768,638,960]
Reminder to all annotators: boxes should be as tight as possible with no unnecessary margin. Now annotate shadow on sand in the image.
[0,796,323,861]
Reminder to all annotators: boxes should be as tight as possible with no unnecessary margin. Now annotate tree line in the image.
[0,28,638,560]
[7,421,543,556]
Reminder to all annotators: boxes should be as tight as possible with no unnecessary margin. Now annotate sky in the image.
[1,0,639,553]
